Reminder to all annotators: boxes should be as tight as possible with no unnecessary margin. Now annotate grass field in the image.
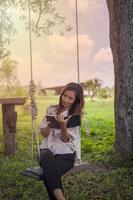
[0,96,133,200]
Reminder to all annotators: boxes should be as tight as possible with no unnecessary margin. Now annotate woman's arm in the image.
[60,124,70,142]
[40,125,51,138]
[56,115,71,142]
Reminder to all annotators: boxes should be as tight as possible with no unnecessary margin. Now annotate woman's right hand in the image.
[40,124,51,138]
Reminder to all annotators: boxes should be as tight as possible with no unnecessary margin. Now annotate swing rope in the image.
[27,0,81,163]
[75,0,80,84]
[28,0,40,163]
[27,0,82,164]
[22,0,90,180]
[75,0,83,164]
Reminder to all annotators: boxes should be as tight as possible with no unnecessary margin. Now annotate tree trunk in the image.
[106,0,133,155]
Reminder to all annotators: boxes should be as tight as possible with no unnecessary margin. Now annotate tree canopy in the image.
[0,0,69,59]
[0,1,16,58]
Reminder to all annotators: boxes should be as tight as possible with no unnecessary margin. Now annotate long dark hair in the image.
[56,82,84,115]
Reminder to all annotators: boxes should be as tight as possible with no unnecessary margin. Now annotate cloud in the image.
[66,0,104,15]
[13,45,114,88]
[11,33,95,87]
[48,34,95,58]
[10,0,113,87]
[68,0,89,15]
[94,47,113,64]
[13,53,54,85]
[13,51,79,87]
[13,37,114,88]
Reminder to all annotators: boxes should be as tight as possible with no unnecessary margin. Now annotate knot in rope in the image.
[29,80,38,119]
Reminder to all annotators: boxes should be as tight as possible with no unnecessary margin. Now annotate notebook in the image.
[46,114,81,129]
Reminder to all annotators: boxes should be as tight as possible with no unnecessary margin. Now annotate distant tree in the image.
[98,88,108,99]
[86,80,95,101]
[86,78,102,101]
[39,88,47,96]
[105,86,114,98]
[98,87,114,99]
[36,81,46,95]
[36,81,43,91]
[93,78,102,91]
[0,57,19,91]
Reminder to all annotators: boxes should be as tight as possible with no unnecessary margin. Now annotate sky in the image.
[9,0,114,88]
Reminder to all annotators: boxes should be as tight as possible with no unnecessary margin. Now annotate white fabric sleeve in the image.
[67,126,81,161]
[67,126,80,140]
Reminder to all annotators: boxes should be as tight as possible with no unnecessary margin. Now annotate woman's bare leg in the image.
[53,188,66,200]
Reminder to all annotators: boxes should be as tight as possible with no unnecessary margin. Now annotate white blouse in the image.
[39,106,81,162]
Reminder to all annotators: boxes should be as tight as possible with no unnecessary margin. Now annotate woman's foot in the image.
[53,188,66,200]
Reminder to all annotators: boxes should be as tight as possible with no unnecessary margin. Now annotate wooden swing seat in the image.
[22,161,89,181]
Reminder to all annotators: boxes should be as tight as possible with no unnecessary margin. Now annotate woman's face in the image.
[61,90,76,108]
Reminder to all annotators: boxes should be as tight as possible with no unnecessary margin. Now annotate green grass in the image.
[0,96,133,200]
[81,98,114,162]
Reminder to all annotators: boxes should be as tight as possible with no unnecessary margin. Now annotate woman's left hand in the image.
[55,115,71,128]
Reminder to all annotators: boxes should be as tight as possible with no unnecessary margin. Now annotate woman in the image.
[39,82,84,200]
